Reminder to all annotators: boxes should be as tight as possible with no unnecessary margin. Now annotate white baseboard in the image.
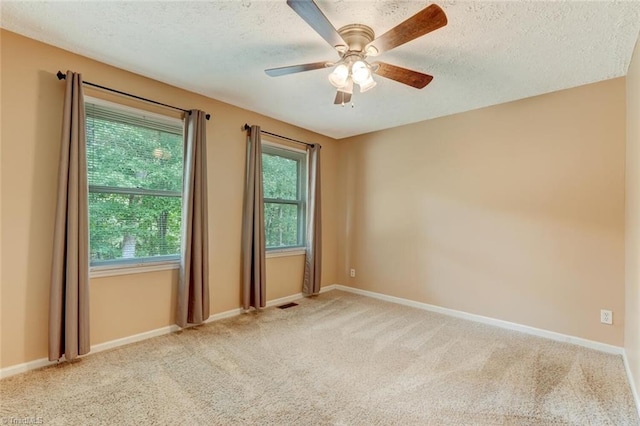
[332,285,624,355]
[0,357,60,379]
[319,284,337,294]
[205,308,243,323]
[91,324,181,354]
[266,293,305,308]
[623,350,640,418]
[0,284,339,380]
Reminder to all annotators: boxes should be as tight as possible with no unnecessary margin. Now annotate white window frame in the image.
[262,140,308,256]
[85,96,184,276]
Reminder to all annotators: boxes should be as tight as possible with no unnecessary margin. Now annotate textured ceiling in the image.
[2,1,639,139]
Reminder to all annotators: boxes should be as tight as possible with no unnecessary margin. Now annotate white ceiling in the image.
[2,1,639,139]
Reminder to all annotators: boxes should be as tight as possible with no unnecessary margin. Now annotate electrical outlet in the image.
[350,268,356,278]
[600,309,613,325]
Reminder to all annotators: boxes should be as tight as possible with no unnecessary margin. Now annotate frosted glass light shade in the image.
[359,75,377,93]
[351,61,371,85]
[328,64,349,88]
[343,77,354,94]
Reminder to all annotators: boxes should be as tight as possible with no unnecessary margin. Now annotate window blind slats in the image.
[86,102,184,192]
[86,103,183,135]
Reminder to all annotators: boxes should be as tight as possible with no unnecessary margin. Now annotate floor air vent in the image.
[278,302,299,309]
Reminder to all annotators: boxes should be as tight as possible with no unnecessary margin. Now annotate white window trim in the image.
[85,96,184,273]
[90,260,180,278]
[266,248,306,258]
[262,140,308,252]
[262,139,307,154]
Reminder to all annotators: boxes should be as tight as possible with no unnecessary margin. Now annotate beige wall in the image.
[626,36,640,396]
[0,30,339,368]
[338,78,626,346]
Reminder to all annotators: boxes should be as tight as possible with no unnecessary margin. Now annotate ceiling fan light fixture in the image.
[328,63,349,88]
[351,60,371,85]
[348,78,355,94]
[358,75,377,93]
[341,77,354,95]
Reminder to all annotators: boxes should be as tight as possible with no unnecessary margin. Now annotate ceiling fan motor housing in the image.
[337,24,375,54]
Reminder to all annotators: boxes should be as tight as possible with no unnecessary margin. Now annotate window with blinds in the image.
[85,100,184,266]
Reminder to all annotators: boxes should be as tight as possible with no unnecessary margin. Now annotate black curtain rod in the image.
[243,124,319,148]
[57,71,210,120]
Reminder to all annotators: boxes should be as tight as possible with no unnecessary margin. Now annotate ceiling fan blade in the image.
[265,61,331,77]
[373,62,433,89]
[366,4,447,56]
[287,0,346,50]
[334,90,352,105]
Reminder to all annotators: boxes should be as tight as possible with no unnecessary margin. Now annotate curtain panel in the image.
[49,70,90,361]
[241,125,266,309]
[303,144,322,295]
[177,110,210,327]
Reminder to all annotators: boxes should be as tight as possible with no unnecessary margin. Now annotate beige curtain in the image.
[303,144,322,295]
[241,125,266,309]
[177,110,210,327]
[49,70,90,361]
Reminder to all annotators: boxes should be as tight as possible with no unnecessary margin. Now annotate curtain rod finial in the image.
[206,114,211,121]
[56,71,66,80]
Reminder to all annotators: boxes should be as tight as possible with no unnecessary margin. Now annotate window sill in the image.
[90,261,180,278]
[266,248,306,258]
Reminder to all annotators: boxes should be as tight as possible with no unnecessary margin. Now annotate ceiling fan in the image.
[265,0,448,105]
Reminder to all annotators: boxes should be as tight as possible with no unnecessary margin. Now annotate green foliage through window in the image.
[262,144,306,249]
[86,101,183,265]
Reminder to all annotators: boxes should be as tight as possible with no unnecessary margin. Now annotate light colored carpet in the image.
[1,290,638,425]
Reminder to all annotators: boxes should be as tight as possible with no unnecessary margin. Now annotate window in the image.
[85,99,184,267]
[262,143,307,250]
